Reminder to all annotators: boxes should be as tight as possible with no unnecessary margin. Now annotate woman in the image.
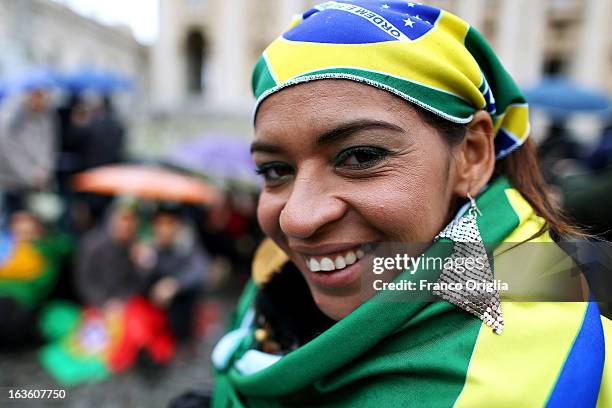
[211,2,611,406]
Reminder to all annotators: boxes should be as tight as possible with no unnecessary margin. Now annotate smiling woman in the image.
[253,80,472,320]
[211,1,612,407]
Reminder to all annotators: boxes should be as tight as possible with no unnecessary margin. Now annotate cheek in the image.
[256,190,284,240]
[347,152,451,242]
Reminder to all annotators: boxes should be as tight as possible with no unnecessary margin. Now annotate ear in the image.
[452,110,496,198]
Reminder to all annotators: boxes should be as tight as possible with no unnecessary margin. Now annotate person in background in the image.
[559,121,612,241]
[0,210,72,348]
[56,94,89,233]
[75,201,142,309]
[586,121,612,172]
[83,96,125,170]
[136,206,209,340]
[74,95,126,228]
[0,88,57,216]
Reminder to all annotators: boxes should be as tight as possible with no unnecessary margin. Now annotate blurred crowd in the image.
[0,77,262,367]
[541,117,612,241]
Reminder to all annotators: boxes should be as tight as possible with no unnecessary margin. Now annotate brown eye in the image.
[335,146,389,169]
[255,162,294,185]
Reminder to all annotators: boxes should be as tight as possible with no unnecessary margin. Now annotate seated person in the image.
[0,211,72,347]
[75,202,143,309]
[136,206,210,340]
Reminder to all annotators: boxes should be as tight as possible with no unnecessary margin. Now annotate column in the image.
[519,0,548,85]
[278,0,304,31]
[151,0,185,111]
[571,0,612,88]
[494,0,548,86]
[454,0,486,32]
[206,0,250,111]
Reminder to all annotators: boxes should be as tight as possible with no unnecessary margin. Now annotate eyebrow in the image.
[250,119,404,154]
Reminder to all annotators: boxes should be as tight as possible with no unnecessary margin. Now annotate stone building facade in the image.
[151,0,612,115]
[0,0,148,103]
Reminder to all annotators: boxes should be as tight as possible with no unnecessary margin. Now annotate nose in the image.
[279,172,347,239]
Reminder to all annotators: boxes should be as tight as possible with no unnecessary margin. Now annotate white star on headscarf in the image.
[403,18,414,27]
[381,4,390,8]
[407,2,416,6]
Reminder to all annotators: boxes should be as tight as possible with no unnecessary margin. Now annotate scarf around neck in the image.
[212,177,611,407]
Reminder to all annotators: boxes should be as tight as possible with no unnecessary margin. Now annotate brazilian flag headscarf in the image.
[213,2,612,407]
[252,0,530,158]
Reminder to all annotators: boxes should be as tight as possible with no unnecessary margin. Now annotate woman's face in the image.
[252,80,462,320]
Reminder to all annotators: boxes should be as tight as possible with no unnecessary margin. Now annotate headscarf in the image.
[252,0,530,158]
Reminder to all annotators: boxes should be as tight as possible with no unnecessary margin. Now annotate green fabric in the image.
[39,341,110,386]
[464,26,525,128]
[0,233,73,308]
[252,57,278,100]
[212,178,520,407]
[39,300,82,341]
[295,68,476,121]
[38,301,111,386]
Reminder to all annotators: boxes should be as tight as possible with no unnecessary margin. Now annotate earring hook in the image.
[467,192,483,217]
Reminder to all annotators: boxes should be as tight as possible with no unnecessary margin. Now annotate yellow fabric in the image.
[454,190,590,407]
[493,104,531,144]
[0,241,45,281]
[252,238,289,286]
[265,12,484,107]
[596,316,612,408]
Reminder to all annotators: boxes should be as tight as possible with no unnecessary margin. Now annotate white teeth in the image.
[309,258,321,272]
[334,256,346,269]
[320,257,335,271]
[307,247,367,273]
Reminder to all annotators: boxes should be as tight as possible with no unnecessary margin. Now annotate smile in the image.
[302,244,374,273]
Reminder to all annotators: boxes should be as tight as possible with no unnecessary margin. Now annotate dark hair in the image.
[415,107,582,239]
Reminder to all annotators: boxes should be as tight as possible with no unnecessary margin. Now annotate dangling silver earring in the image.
[434,193,504,335]
[467,192,482,217]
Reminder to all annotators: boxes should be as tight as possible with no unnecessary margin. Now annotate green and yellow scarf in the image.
[212,177,611,407]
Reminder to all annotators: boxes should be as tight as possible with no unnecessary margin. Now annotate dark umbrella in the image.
[524,76,611,118]
[170,135,261,189]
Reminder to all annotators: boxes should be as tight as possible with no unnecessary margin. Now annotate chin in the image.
[311,290,364,321]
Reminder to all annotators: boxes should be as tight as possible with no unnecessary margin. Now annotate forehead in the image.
[254,80,423,135]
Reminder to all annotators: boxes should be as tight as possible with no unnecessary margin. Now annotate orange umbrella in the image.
[72,165,222,205]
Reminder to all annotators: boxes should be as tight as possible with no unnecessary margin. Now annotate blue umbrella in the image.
[0,231,14,266]
[170,135,261,189]
[0,84,6,105]
[524,76,611,117]
[64,67,133,94]
[1,67,60,95]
